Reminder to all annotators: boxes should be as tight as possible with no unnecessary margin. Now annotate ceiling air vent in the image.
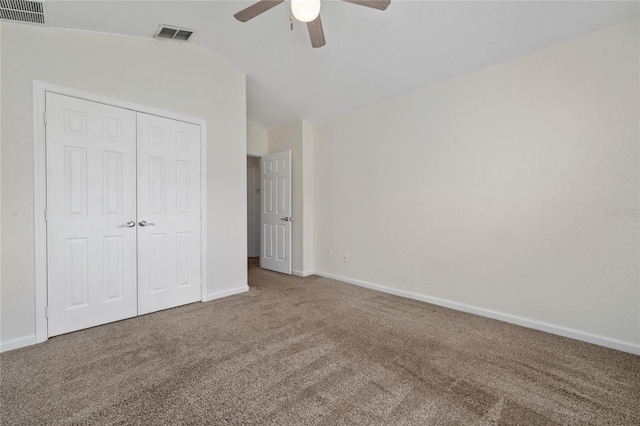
[154,25,194,42]
[0,0,46,25]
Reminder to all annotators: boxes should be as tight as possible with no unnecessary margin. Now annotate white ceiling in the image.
[43,1,638,130]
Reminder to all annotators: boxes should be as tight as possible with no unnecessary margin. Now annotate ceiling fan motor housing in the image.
[233,0,391,48]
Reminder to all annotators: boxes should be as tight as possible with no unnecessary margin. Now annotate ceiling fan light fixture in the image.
[291,0,321,22]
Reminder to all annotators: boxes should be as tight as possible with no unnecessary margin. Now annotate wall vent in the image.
[154,25,194,41]
[0,0,45,25]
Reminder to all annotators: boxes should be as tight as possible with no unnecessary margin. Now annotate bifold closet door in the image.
[46,92,138,337]
[136,113,202,315]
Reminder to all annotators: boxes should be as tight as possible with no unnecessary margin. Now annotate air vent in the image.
[154,25,194,42]
[0,0,45,24]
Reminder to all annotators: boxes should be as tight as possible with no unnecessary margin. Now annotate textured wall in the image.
[313,20,639,347]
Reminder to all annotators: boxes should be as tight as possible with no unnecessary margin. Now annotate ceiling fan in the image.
[234,0,391,48]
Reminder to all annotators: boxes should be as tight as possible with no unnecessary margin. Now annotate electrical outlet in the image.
[343,253,349,262]
[327,249,332,259]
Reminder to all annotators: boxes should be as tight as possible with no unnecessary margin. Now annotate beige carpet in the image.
[1,265,639,425]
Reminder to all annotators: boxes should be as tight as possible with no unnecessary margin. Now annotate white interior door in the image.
[136,112,202,315]
[260,150,292,274]
[46,92,138,337]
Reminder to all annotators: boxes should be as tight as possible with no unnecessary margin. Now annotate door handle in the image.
[118,221,136,228]
[139,220,155,227]
[280,217,292,222]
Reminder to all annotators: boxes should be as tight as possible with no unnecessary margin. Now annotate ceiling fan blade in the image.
[307,15,326,48]
[341,0,390,11]
[234,0,285,22]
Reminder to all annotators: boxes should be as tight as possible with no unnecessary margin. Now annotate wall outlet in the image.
[343,253,349,262]
[327,249,332,259]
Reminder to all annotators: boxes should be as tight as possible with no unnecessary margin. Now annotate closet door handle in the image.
[139,220,155,227]
[118,221,136,228]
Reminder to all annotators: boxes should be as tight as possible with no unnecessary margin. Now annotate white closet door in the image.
[136,113,202,315]
[46,92,138,337]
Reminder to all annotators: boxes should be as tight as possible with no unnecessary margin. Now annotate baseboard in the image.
[2,288,250,352]
[206,285,249,301]
[292,269,314,277]
[314,271,640,356]
[1,335,37,353]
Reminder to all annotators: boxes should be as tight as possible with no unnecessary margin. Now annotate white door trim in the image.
[33,81,208,343]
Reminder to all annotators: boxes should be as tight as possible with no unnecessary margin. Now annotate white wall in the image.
[313,19,639,350]
[247,121,268,156]
[268,121,304,274]
[301,120,314,274]
[1,23,248,348]
[0,23,3,335]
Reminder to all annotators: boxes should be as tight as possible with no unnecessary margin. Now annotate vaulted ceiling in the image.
[43,1,639,129]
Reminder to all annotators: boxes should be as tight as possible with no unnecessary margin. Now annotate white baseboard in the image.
[292,269,314,278]
[1,288,250,352]
[314,271,640,356]
[1,335,36,353]
[206,285,249,301]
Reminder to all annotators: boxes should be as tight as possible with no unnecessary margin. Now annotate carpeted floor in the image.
[1,265,639,425]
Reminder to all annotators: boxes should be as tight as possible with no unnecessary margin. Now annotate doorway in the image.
[247,156,261,261]
[247,151,292,274]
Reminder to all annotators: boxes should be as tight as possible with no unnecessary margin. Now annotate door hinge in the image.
[45,306,49,318]
[43,112,47,125]
[44,209,48,222]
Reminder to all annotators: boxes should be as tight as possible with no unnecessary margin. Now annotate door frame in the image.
[33,81,208,343]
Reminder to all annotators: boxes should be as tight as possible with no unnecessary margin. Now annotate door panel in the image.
[261,151,291,274]
[46,92,138,337]
[136,113,202,315]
